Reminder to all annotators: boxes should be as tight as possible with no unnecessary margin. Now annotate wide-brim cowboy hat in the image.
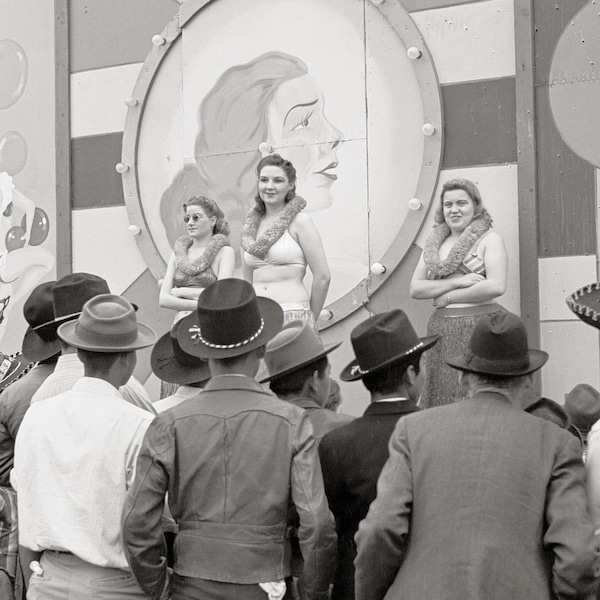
[151,320,212,385]
[566,282,600,329]
[0,352,33,392]
[52,272,111,327]
[58,294,156,352]
[178,278,283,359]
[261,320,341,383]
[446,310,548,376]
[21,280,62,362]
[340,309,439,382]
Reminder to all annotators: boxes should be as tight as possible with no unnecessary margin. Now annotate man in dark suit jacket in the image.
[318,309,439,600]
[355,310,600,600]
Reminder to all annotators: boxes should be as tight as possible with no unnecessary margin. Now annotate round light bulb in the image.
[319,309,333,321]
[124,97,138,107]
[128,225,141,236]
[422,123,436,136]
[408,198,423,211]
[370,0,385,4]
[152,35,166,46]
[370,262,386,275]
[115,162,129,174]
[258,142,274,155]
[407,47,422,60]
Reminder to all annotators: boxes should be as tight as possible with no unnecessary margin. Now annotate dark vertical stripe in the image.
[441,78,517,169]
[55,0,71,278]
[69,0,178,73]
[535,87,595,256]
[515,0,541,386]
[71,133,125,209]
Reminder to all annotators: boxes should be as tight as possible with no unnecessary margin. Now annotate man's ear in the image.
[403,364,417,388]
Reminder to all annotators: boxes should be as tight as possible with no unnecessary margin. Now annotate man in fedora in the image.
[30,272,156,414]
[0,281,61,598]
[263,320,353,441]
[123,278,336,600]
[318,309,438,600]
[355,310,599,600]
[13,294,156,598]
[263,320,353,599]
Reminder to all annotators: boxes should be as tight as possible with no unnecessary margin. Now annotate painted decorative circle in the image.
[0,131,28,175]
[122,0,442,327]
[0,40,28,109]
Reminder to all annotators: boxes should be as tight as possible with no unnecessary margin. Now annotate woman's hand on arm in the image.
[409,253,481,300]
[158,254,197,312]
[292,213,331,319]
[433,232,507,306]
[214,245,235,279]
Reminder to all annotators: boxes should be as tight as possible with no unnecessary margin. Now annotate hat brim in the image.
[22,327,62,363]
[178,296,284,359]
[151,330,212,385]
[445,349,549,376]
[340,334,439,382]
[0,352,33,392]
[260,341,341,383]
[57,320,156,352]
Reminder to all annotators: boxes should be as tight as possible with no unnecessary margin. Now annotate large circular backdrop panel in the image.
[122,0,442,327]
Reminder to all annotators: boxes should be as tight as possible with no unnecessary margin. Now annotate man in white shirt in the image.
[30,272,156,414]
[13,294,156,598]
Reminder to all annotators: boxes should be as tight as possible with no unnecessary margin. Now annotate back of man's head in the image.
[269,356,329,400]
[362,353,421,396]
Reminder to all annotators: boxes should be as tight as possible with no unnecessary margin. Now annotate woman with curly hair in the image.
[159,196,235,323]
[241,154,330,328]
[410,179,507,408]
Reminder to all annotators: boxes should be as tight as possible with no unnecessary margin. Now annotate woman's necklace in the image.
[241,195,306,259]
[174,233,228,275]
[423,213,492,279]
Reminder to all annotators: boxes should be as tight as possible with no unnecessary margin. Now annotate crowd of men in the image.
[0,272,600,600]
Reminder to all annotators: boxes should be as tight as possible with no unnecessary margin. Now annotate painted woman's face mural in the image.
[123,0,442,326]
[267,74,343,212]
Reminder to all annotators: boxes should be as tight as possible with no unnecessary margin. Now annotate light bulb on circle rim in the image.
[319,308,333,321]
[258,142,274,155]
[422,123,436,136]
[152,35,166,46]
[370,262,386,275]
[370,0,385,4]
[124,97,139,107]
[407,47,422,60]
[128,225,141,236]
[115,162,129,174]
[408,198,423,211]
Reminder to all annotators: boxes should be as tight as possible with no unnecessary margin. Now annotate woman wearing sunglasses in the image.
[159,196,235,323]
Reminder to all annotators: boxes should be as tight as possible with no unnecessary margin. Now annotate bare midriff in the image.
[252,264,309,304]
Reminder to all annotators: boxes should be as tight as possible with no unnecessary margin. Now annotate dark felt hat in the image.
[58,294,156,352]
[261,320,341,383]
[53,272,110,325]
[178,279,283,359]
[151,319,212,385]
[525,397,583,443]
[21,281,62,362]
[446,310,548,376]
[340,309,439,382]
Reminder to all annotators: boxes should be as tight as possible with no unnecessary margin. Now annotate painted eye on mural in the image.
[292,112,312,131]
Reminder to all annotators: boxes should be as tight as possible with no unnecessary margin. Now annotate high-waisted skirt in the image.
[421,303,504,409]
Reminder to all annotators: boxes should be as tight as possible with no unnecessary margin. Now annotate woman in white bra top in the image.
[241,154,330,328]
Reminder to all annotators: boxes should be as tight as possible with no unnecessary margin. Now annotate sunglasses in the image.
[183,213,205,223]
